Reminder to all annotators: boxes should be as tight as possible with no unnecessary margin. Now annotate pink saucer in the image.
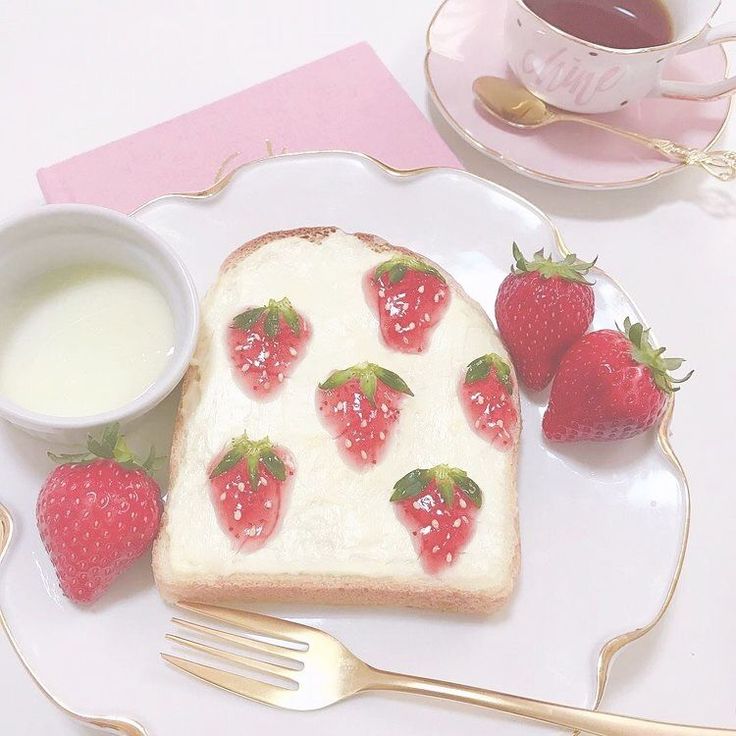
[425,0,732,188]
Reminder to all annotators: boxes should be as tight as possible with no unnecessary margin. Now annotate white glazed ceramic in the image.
[506,0,736,113]
[0,153,690,736]
[0,205,199,442]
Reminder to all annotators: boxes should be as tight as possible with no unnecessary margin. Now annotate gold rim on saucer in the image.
[0,151,692,734]
[424,0,733,190]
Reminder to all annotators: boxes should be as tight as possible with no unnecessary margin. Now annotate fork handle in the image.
[365,668,734,736]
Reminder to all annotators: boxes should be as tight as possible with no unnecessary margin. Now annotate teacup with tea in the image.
[506,0,736,113]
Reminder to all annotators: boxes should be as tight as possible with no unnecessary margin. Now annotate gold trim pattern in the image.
[557,230,691,732]
[1,151,692,733]
[424,0,733,190]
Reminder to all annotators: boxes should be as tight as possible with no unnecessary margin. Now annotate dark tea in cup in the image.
[523,0,674,49]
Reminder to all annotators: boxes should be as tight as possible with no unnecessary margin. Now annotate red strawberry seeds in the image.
[391,465,482,574]
[495,244,596,390]
[543,318,693,442]
[460,354,518,450]
[229,297,310,398]
[37,424,162,604]
[366,255,450,353]
[317,362,413,468]
[209,432,294,550]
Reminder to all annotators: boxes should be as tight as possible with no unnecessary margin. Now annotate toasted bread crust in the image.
[154,227,520,615]
[154,570,513,615]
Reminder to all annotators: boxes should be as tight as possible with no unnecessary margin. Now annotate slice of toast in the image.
[153,227,520,614]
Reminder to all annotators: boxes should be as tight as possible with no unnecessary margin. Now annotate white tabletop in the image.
[1,1,734,732]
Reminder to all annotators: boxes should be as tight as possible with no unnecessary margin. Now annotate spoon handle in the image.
[556,114,736,181]
[649,140,736,182]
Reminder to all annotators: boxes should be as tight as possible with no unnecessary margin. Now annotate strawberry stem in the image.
[511,242,597,285]
[620,317,693,394]
[233,298,301,337]
[390,465,483,508]
[374,255,446,285]
[209,431,286,489]
[318,362,413,405]
[465,354,512,389]
[47,423,163,474]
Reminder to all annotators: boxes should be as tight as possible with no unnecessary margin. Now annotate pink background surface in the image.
[37,43,461,213]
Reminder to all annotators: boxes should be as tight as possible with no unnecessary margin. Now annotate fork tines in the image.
[162,602,312,706]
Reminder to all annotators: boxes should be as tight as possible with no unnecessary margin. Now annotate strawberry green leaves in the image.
[359,371,378,405]
[233,306,265,331]
[261,450,287,481]
[374,255,446,286]
[233,297,301,338]
[465,353,512,389]
[511,242,597,286]
[264,308,281,338]
[318,362,413,405]
[452,471,483,507]
[318,367,358,392]
[390,465,483,508]
[48,423,164,474]
[373,365,413,395]
[390,468,433,502]
[210,432,287,491]
[620,316,694,394]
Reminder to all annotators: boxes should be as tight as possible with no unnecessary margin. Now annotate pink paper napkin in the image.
[37,43,460,214]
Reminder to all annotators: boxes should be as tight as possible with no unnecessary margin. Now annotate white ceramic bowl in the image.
[0,204,199,442]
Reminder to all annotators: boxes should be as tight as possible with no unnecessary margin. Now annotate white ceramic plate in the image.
[0,152,689,735]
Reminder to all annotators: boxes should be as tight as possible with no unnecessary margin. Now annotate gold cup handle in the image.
[366,668,735,736]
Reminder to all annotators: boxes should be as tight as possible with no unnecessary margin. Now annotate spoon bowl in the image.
[472,76,556,128]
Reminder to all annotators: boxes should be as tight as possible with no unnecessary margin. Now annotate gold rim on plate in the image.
[0,151,691,734]
[424,0,733,190]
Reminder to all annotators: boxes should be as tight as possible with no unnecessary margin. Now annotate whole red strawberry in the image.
[366,255,450,353]
[209,432,293,550]
[495,243,596,390]
[37,424,162,604]
[229,297,310,398]
[391,465,482,574]
[317,362,413,468]
[460,353,519,450]
[543,318,693,442]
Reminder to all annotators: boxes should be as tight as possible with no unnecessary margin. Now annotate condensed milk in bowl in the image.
[0,205,198,441]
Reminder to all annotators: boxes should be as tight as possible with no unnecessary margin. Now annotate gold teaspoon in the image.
[472,76,736,182]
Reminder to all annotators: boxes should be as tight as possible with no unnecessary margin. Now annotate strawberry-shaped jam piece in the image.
[229,297,310,398]
[209,432,294,550]
[391,465,482,574]
[460,354,518,451]
[366,255,450,353]
[38,424,163,604]
[317,362,413,469]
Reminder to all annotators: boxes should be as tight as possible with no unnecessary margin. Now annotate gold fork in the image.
[163,602,734,736]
